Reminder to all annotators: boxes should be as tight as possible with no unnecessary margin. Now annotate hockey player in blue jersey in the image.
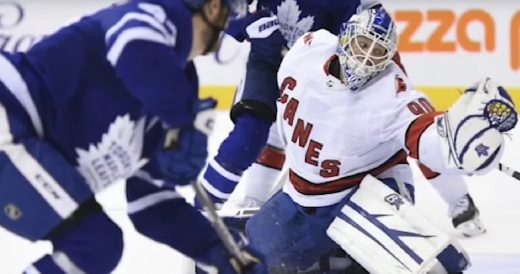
[0,0,266,273]
[199,0,486,237]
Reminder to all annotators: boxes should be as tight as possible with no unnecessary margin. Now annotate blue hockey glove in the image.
[195,229,267,274]
[226,9,286,57]
[159,98,216,186]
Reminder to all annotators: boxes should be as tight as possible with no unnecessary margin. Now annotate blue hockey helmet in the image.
[337,8,398,91]
[184,0,248,20]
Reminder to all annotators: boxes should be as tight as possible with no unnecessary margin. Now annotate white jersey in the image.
[277,30,438,207]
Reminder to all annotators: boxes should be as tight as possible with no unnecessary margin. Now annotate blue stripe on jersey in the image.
[105,3,177,66]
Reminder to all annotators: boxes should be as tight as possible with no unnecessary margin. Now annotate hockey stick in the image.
[217,167,289,219]
[498,163,520,181]
[192,182,259,272]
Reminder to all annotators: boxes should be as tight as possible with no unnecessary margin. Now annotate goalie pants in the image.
[246,178,413,270]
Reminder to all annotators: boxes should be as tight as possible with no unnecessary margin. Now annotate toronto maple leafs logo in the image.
[475,143,489,157]
[276,0,314,48]
[76,115,148,193]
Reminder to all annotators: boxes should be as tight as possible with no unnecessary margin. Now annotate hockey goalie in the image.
[244,8,517,274]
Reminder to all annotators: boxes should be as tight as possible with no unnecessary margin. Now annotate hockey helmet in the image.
[337,8,398,91]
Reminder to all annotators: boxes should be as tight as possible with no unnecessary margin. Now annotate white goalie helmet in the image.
[337,8,398,91]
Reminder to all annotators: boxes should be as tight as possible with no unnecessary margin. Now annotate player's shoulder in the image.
[95,0,188,29]
[284,30,337,63]
[292,30,338,51]
[279,30,337,80]
[362,62,428,103]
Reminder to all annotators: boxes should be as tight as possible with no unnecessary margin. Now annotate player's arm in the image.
[402,78,517,175]
[99,4,216,187]
[126,168,265,274]
[102,3,196,128]
[199,10,285,204]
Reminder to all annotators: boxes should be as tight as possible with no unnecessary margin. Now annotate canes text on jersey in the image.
[279,77,341,178]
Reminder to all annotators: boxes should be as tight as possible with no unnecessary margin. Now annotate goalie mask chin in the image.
[337,8,397,92]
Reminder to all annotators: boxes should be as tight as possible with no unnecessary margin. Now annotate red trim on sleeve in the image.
[289,150,408,195]
[256,146,286,170]
[392,51,407,75]
[405,112,443,159]
[418,163,440,179]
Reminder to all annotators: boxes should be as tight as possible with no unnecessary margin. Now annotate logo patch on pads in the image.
[4,203,22,220]
[384,194,404,210]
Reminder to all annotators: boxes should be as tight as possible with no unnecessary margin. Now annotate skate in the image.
[450,194,486,237]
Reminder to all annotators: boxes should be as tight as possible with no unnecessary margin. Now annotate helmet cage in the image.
[337,9,397,83]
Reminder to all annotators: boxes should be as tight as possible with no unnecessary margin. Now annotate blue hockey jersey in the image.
[0,0,196,174]
[227,0,378,48]
[257,0,360,47]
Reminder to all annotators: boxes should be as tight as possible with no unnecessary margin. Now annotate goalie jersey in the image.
[277,30,438,207]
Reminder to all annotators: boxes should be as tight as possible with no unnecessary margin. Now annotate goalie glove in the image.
[437,77,517,174]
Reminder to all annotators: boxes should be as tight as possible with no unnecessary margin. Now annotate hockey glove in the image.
[438,78,517,174]
[226,9,286,58]
[159,98,216,186]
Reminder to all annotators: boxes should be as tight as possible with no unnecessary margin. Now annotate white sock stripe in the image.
[52,251,86,274]
[2,143,78,218]
[134,170,164,187]
[208,160,241,182]
[0,54,44,137]
[127,190,182,214]
[200,178,231,200]
[107,27,173,66]
[24,265,42,274]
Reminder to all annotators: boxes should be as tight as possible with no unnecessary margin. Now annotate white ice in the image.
[1,111,519,273]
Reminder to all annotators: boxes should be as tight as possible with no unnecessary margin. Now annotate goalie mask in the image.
[337,8,398,91]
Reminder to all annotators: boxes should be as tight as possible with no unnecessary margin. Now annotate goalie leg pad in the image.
[327,175,470,274]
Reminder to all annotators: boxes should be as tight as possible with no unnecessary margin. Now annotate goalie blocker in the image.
[327,175,470,274]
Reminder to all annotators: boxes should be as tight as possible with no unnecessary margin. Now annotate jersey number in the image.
[407,98,435,115]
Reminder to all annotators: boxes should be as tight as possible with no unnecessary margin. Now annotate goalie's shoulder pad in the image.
[291,30,337,51]
[285,30,338,61]
[279,30,338,82]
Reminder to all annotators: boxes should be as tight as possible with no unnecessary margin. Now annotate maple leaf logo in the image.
[76,115,148,193]
[276,0,315,48]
